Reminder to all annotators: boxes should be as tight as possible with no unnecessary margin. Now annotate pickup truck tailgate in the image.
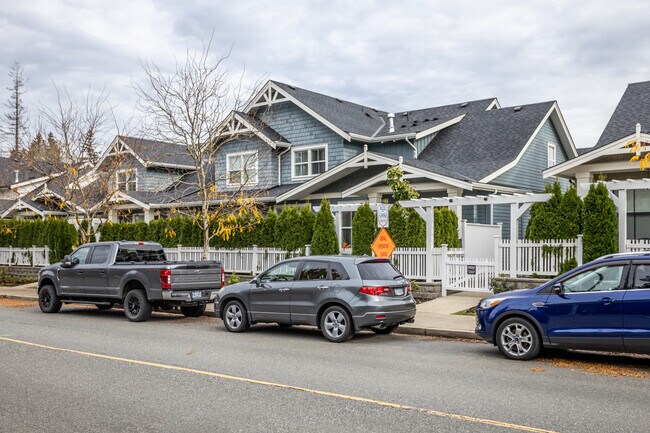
[171,264,222,291]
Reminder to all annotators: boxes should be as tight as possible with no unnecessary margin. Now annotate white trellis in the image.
[400,193,552,282]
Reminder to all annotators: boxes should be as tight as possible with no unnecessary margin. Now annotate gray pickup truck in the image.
[37,241,224,322]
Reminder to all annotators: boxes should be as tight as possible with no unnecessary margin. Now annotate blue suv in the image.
[476,253,650,360]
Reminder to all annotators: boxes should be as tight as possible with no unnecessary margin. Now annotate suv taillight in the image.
[160,269,172,290]
[359,286,391,296]
[220,267,225,288]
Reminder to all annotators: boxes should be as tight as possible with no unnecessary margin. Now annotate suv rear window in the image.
[358,261,402,280]
[115,247,166,263]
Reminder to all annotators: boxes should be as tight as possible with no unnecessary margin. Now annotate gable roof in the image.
[253,80,499,142]
[418,101,576,182]
[0,156,62,189]
[595,81,650,148]
[118,136,195,168]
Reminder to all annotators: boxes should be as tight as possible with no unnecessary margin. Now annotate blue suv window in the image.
[563,265,626,293]
[633,264,650,289]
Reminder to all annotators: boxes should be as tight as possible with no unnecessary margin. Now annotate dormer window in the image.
[226,151,259,186]
[292,144,327,179]
[116,169,137,192]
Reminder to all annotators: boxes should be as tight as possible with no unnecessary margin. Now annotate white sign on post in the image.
[377,204,389,228]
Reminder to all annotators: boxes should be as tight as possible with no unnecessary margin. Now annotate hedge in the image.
[311,199,338,255]
[0,218,78,263]
[583,182,617,262]
[351,203,376,255]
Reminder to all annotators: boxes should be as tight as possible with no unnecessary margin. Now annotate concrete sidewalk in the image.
[0,284,482,340]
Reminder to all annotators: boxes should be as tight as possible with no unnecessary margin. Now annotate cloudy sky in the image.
[1,0,649,153]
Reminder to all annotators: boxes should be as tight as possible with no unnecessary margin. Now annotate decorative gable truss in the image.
[248,83,290,108]
[217,112,289,149]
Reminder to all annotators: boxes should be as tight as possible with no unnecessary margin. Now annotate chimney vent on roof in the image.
[387,113,395,133]
[513,106,522,112]
[14,170,19,184]
[460,102,469,108]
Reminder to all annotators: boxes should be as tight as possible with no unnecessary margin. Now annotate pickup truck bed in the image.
[37,241,224,322]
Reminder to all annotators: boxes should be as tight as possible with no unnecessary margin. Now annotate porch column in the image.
[575,171,591,198]
[509,203,518,278]
[367,193,381,204]
[424,207,435,283]
[447,187,463,239]
[144,209,152,223]
[617,190,627,253]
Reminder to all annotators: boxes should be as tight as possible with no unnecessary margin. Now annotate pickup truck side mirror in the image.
[552,282,563,295]
[61,255,72,268]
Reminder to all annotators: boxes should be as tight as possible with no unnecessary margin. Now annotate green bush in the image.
[257,209,277,247]
[583,182,617,262]
[351,203,376,255]
[311,199,338,255]
[275,206,302,252]
[0,218,77,263]
[297,205,315,252]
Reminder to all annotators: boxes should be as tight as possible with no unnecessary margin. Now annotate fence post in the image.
[9,246,14,266]
[31,245,37,267]
[177,245,183,261]
[440,244,448,297]
[493,235,501,275]
[305,244,311,256]
[252,245,259,275]
[576,235,583,267]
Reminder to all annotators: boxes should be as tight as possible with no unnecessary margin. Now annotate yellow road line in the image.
[0,336,558,433]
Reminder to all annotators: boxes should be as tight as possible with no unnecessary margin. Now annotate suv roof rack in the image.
[598,252,650,260]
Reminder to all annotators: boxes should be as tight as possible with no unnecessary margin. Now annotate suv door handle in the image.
[600,297,614,305]
[317,285,329,290]
[278,288,290,292]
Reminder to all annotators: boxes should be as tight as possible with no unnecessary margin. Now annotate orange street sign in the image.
[371,227,396,258]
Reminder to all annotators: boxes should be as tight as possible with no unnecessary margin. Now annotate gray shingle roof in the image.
[0,157,59,188]
[0,199,14,213]
[594,81,650,148]
[234,112,289,144]
[119,136,195,168]
[418,101,555,181]
[271,81,496,139]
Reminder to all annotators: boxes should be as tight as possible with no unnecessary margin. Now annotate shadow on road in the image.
[57,307,186,322]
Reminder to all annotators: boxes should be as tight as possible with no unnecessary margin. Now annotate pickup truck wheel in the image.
[123,290,152,322]
[181,304,206,317]
[370,324,399,335]
[96,303,115,310]
[39,285,62,314]
[223,300,249,333]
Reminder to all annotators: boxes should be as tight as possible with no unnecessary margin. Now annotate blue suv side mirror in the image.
[552,282,563,295]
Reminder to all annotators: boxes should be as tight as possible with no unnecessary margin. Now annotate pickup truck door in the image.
[58,246,92,295]
[249,261,300,323]
[84,245,112,296]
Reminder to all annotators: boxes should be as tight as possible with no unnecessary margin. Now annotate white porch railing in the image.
[496,236,582,277]
[626,239,650,252]
[0,246,50,267]
[163,245,309,275]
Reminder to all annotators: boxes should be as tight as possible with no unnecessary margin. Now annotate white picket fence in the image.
[496,236,583,277]
[391,247,464,280]
[0,246,50,266]
[163,245,309,275]
[444,256,496,295]
[626,239,650,252]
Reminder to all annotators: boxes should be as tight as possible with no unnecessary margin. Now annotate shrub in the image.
[582,182,617,262]
[257,209,278,247]
[311,199,338,255]
[275,206,302,252]
[352,203,376,255]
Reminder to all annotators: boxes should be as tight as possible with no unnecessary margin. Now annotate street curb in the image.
[0,294,480,341]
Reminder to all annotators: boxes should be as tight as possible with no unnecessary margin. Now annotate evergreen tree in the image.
[275,206,302,252]
[351,202,376,255]
[526,181,563,240]
[388,203,408,247]
[257,209,278,247]
[311,199,338,255]
[582,182,618,262]
[558,185,582,239]
[297,204,315,252]
[3,61,28,155]
[81,128,99,164]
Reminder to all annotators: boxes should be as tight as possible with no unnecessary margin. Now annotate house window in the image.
[116,169,137,192]
[547,143,557,168]
[226,151,259,186]
[292,145,327,178]
[341,211,353,250]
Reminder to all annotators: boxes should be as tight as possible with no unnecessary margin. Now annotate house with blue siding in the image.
[2,80,579,246]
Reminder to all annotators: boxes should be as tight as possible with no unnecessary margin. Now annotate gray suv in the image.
[214,256,416,342]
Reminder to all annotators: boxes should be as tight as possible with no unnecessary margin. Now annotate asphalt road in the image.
[0,303,648,433]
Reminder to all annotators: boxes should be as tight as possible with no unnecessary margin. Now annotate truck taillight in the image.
[407,284,412,293]
[359,286,391,296]
[220,267,225,288]
[160,269,172,290]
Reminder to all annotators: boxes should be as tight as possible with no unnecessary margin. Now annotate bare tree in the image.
[27,86,129,244]
[3,61,28,156]
[135,41,267,258]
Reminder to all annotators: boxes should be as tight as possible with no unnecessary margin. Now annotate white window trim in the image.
[547,142,557,168]
[116,168,138,192]
[291,144,328,180]
[225,150,259,186]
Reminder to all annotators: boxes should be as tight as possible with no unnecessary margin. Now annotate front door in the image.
[545,263,628,351]
[623,262,650,353]
[58,246,92,295]
[291,260,331,326]
[248,261,300,324]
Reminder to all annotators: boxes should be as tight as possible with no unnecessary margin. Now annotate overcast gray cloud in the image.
[1,0,649,153]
